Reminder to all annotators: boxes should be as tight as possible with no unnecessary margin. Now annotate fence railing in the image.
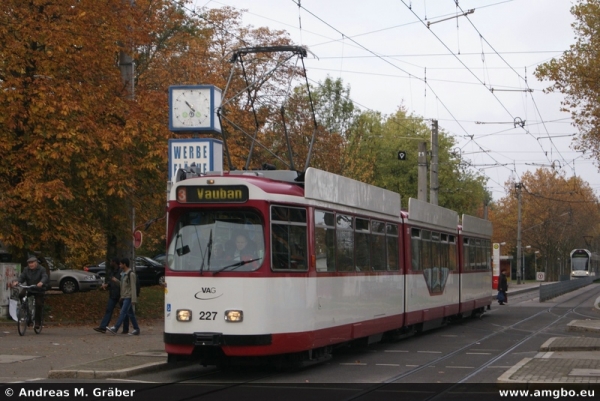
[539,276,594,302]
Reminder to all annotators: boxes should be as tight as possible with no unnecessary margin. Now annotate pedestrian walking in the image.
[106,258,140,336]
[93,258,129,334]
[498,268,508,305]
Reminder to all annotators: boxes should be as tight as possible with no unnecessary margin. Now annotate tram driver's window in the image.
[271,206,307,271]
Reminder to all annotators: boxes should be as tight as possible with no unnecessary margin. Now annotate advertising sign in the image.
[168,138,223,180]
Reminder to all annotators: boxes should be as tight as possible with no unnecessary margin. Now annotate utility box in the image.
[0,263,20,318]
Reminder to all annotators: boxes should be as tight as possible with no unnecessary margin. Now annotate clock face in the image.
[171,88,211,129]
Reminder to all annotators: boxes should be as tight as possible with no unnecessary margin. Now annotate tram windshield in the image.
[167,210,265,272]
[571,257,588,271]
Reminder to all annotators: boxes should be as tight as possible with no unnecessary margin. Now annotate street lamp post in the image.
[523,245,531,281]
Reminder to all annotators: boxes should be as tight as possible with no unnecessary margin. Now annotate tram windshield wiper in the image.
[200,229,213,276]
[207,229,213,271]
[212,258,261,275]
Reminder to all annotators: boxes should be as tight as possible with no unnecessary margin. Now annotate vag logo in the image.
[194,287,222,300]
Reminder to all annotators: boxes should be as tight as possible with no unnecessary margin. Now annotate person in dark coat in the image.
[94,258,129,334]
[11,256,49,330]
[498,269,508,305]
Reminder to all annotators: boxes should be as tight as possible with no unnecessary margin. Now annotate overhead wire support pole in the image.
[430,120,439,205]
[516,182,523,285]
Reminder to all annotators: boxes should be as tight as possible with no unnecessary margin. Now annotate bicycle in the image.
[15,284,44,336]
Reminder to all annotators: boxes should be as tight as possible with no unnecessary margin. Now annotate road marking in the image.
[466,352,491,355]
[417,351,442,353]
[406,364,420,367]
[446,366,474,369]
[376,363,400,367]
[384,350,409,353]
[339,363,367,366]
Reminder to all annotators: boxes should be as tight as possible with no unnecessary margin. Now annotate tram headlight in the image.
[224,310,243,322]
[176,309,192,322]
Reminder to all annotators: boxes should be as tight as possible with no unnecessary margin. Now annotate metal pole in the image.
[132,207,135,274]
[429,120,439,205]
[516,183,522,284]
[418,142,428,202]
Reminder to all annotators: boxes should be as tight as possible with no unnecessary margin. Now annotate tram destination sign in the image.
[177,185,249,203]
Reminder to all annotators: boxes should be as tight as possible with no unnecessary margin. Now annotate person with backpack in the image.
[107,258,140,336]
[93,258,129,334]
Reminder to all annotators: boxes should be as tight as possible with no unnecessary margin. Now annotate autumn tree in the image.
[343,107,488,215]
[0,2,302,268]
[535,0,600,165]
[491,168,600,280]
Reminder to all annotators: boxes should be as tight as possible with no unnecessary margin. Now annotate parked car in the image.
[38,257,103,294]
[153,254,166,266]
[84,256,165,286]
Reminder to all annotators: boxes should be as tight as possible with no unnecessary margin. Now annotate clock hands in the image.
[184,101,196,113]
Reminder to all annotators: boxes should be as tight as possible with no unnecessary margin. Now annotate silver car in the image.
[44,257,103,294]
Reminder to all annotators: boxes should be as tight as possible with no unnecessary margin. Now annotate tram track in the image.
[342,282,600,400]
[127,283,599,401]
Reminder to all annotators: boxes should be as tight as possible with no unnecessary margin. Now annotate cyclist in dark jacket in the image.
[93,258,129,334]
[11,256,49,330]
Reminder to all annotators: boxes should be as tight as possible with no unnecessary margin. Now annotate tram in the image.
[163,167,493,367]
[570,249,599,278]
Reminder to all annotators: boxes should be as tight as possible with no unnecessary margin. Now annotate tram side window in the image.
[411,228,421,271]
[271,206,307,271]
[355,218,370,271]
[440,234,449,271]
[336,214,354,271]
[448,235,457,270]
[421,230,432,272]
[484,240,491,270]
[371,221,386,271]
[315,210,335,272]
[386,224,399,270]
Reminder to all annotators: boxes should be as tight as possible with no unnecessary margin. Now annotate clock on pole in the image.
[168,85,222,133]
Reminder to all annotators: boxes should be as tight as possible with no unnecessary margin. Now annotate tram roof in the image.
[304,168,401,217]
[460,214,493,238]
[406,198,458,231]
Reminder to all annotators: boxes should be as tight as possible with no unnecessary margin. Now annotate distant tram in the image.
[570,249,599,278]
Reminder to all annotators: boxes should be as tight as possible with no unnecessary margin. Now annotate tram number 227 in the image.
[199,311,218,320]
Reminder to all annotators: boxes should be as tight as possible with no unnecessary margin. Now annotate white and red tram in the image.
[164,167,493,366]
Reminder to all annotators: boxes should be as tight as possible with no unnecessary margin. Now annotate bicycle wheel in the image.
[17,303,28,336]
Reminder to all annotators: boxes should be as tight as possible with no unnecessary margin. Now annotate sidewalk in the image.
[0,318,169,382]
[497,282,600,387]
[498,324,600,386]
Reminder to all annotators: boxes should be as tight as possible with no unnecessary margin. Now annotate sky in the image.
[193,0,595,201]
